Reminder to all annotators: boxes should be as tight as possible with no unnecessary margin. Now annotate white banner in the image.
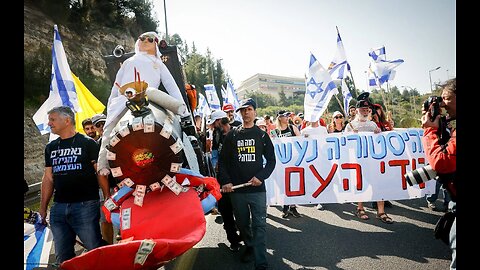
[265,128,435,206]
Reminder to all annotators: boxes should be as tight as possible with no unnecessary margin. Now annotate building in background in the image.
[236,73,305,100]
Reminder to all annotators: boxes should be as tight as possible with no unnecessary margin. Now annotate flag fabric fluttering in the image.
[226,79,240,109]
[33,24,80,135]
[328,27,351,81]
[24,213,54,270]
[225,79,242,122]
[32,25,104,138]
[367,46,404,89]
[204,84,221,110]
[328,27,352,112]
[195,93,212,119]
[220,85,228,104]
[72,73,106,133]
[304,53,338,122]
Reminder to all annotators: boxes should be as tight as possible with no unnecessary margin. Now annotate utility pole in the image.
[163,0,169,41]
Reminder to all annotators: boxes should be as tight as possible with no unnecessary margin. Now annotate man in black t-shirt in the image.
[39,106,110,264]
[218,98,276,270]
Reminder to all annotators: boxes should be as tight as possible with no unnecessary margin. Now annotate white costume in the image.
[105,32,188,129]
[98,32,189,175]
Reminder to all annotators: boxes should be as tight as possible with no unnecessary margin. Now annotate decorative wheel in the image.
[107,117,184,187]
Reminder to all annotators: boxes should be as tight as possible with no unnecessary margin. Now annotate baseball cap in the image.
[236,98,257,112]
[206,110,228,125]
[277,110,291,117]
[91,113,106,125]
[222,103,235,112]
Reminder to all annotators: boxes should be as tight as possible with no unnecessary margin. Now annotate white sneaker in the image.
[427,202,436,210]
[316,204,324,210]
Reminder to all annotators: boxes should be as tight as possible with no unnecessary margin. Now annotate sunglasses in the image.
[334,116,343,119]
[138,36,157,43]
[95,122,104,128]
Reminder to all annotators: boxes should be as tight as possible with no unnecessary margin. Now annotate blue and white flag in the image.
[204,84,221,110]
[368,46,386,62]
[368,58,404,88]
[220,85,227,104]
[367,46,404,88]
[225,79,242,123]
[304,53,338,122]
[24,213,53,270]
[328,27,350,80]
[225,79,241,109]
[32,25,80,136]
[341,80,353,115]
[195,93,211,119]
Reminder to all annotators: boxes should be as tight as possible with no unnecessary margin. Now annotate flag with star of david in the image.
[304,53,338,122]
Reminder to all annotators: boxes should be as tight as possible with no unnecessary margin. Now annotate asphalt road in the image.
[161,198,451,270]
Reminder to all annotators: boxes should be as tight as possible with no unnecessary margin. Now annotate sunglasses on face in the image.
[138,36,157,43]
[95,122,104,128]
[334,116,343,119]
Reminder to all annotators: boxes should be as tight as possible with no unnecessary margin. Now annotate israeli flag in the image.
[204,84,221,110]
[328,27,350,80]
[24,213,53,270]
[367,46,404,88]
[220,85,228,104]
[226,79,240,109]
[368,58,404,88]
[32,25,80,135]
[342,80,353,115]
[226,79,242,122]
[304,53,338,122]
[195,93,211,118]
[368,46,386,62]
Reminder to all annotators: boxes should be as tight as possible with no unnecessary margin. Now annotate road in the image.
[160,198,451,270]
[42,198,451,270]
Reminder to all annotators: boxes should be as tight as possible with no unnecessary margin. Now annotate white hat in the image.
[91,113,106,125]
[332,111,343,118]
[256,119,267,127]
[206,110,228,125]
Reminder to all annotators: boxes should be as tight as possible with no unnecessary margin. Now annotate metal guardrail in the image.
[24,182,41,208]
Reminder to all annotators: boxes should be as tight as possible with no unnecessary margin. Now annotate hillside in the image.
[23,2,137,185]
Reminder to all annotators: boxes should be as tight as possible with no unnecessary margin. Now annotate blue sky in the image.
[153,0,455,94]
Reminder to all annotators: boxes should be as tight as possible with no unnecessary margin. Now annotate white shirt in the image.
[300,125,328,137]
[344,119,378,132]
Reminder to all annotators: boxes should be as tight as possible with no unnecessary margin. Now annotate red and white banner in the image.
[265,128,435,206]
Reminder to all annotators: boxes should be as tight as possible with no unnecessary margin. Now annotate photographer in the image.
[421,78,456,270]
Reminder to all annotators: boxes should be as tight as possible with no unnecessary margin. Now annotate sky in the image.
[152,0,455,94]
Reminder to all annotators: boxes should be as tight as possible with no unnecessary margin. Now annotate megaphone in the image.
[113,45,125,58]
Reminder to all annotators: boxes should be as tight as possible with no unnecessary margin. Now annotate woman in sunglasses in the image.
[327,111,345,133]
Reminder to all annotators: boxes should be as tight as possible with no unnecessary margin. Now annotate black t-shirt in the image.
[277,124,296,137]
[44,133,100,203]
[218,125,276,193]
[212,127,223,151]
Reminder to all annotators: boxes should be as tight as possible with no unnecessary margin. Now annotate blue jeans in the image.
[230,192,268,269]
[426,180,452,209]
[49,200,103,263]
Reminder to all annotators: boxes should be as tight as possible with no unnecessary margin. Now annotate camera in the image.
[423,96,442,121]
[404,165,437,186]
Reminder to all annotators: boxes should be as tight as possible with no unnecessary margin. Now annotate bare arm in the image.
[95,163,111,199]
[39,167,54,224]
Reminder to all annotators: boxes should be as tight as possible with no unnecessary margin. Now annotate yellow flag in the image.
[71,72,106,133]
